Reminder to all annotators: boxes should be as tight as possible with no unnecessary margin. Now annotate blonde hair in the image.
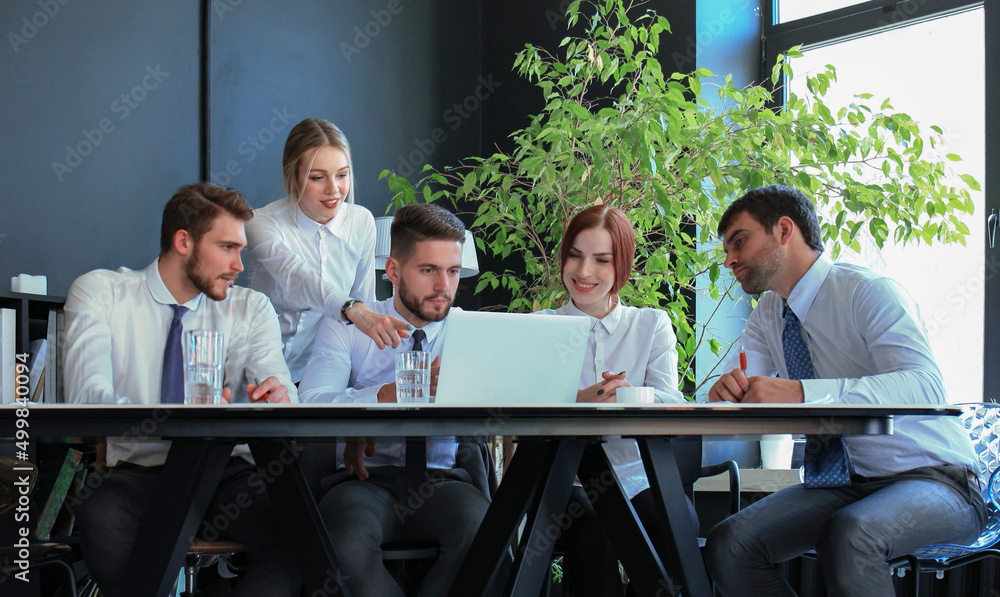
[282,119,356,207]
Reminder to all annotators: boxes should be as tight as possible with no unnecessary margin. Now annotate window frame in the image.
[761,0,997,401]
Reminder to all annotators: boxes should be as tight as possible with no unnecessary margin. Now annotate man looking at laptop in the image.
[299,203,489,597]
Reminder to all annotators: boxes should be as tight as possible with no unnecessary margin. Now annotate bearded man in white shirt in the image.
[65,183,300,596]
[703,184,985,596]
[299,203,490,597]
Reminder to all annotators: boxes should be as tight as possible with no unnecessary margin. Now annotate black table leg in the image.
[637,437,714,597]
[507,439,585,596]
[120,439,233,597]
[576,442,675,596]
[249,440,349,597]
[450,439,585,597]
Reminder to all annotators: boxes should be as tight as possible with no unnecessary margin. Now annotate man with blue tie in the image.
[64,183,300,596]
[299,203,490,597]
[704,185,985,596]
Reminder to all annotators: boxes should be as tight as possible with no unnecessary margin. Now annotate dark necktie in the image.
[160,305,188,404]
[411,328,426,351]
[783,303,851,488]
[406,328,428,488]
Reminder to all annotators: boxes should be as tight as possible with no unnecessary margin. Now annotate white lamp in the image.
[374,216,393,271]
[373,216,480,278]
[459,230,480,278]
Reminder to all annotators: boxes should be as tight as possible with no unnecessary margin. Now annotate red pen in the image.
[739,344,747,371]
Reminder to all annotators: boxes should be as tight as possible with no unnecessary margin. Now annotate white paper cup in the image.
[616,386,654,404]
[182,330,224,405]
[395,351,431,404]
[760,434,795,469]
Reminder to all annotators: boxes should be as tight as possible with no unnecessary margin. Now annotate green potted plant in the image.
[381,0,977,394]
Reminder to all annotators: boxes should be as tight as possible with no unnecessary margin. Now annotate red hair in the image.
[559,204,635,296]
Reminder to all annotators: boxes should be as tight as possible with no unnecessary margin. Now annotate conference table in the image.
[0,402,961,596]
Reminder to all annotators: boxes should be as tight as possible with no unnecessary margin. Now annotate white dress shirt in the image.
[64,260,297,467]
[731,254,976,477]
[245,198,376,381]
[537,301,686,499]
[299,298,458,470]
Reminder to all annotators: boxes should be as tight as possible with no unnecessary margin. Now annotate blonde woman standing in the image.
[246,119,410,382]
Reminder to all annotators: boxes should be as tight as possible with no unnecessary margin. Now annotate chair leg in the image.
[183,562,198,597]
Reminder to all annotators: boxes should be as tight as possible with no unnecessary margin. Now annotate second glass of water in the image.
[395,351,431,404]
[182,330,224,405]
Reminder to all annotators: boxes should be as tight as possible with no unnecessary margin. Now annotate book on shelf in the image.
[56,308,65,402]
[35,448,83,541]
[52,465,88,539]
[28,338,46,401]
[1,307,15,404]
[45,309,57,402]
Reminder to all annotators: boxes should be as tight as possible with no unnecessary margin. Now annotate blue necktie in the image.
[783,303,851,488]
[160,305,188,404]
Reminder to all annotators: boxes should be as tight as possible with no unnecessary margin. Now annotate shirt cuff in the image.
[353,385,383,404]
[801,379,837,404]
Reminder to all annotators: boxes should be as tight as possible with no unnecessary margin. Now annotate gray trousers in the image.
[318,466,490,597]
[703,471,985,597]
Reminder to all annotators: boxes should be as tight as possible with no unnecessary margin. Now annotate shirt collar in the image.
[784,254,832,324]
[561,298,624,334]
[144,259,205,311]
[387,300,447,349]
[294,201,348,238]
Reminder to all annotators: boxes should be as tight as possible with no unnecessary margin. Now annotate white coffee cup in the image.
[760,434,795,469]
[616,386,654,404]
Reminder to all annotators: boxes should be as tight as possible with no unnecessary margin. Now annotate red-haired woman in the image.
[536,204,691,595]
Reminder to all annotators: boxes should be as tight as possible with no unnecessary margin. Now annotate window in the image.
[766,1,987,401]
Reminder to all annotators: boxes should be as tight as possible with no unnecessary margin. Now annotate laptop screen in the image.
[434,310,589,406]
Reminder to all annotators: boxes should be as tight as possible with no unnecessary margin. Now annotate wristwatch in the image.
[341,299,362,324]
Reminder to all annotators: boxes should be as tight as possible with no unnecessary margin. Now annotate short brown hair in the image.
[159,183,253,256]
[390,203,465,263]
[559,204,635,295]
[282,118,355,203]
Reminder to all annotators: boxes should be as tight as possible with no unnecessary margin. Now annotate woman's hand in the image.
[577,371,630,403]
[347,303,412,349]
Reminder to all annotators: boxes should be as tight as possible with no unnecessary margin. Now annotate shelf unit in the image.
[0,292,66,357]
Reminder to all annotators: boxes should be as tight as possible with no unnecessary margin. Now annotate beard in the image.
[738,235,783,295]
[397,278,452,324]
[185,245,230,301]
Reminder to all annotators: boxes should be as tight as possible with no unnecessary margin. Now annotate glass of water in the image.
[182,330,224,405]
[395,351,431,404]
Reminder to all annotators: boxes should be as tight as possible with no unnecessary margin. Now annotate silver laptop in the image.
[434,310,590,406]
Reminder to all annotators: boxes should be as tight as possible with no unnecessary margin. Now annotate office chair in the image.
[887,403,1000,595]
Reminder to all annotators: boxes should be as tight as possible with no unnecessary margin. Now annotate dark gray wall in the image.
[208,1,482,212]
[1,0,200,296]
[0,0,482,297]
